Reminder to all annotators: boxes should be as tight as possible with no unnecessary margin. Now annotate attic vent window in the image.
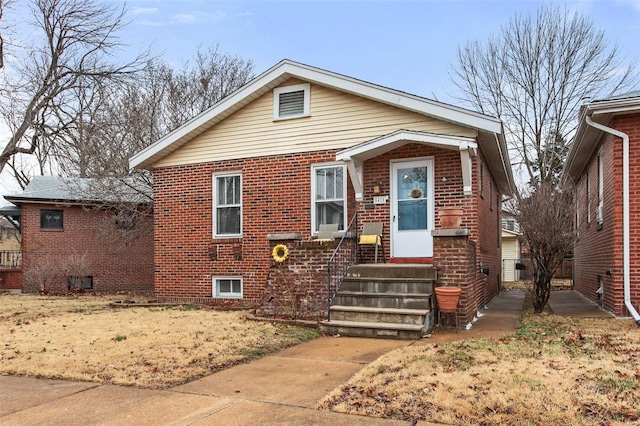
[274,83,310,120]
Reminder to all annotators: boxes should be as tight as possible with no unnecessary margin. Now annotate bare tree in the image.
[164,45,255,130]
[0,0,18,69]
[0,0,146,174]
[509,182,575,313]
[451,5,638,187]
[51,50,253,246]
[50,48,254,179]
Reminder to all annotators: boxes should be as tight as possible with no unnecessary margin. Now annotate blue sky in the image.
[117,0,640,104]
[1,0,639,196]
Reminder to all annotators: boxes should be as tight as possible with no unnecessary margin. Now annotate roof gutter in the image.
[585,115,640,325]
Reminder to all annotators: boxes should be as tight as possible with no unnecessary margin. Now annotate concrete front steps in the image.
[319,264,436,339]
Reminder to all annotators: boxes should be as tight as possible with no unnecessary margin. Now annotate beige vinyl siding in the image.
[501,231,521,281]
[155,80,478,168]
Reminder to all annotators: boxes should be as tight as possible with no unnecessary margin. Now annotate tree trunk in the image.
[532,270,553,313]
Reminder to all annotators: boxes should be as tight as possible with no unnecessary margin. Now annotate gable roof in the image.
[564,92,640,181]
[336,129,478,162]
[130,59,508,171]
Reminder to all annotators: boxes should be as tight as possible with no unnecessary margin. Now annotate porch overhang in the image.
[336,130,478,201]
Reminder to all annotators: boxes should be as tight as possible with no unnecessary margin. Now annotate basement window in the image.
[68,275,93,290]
[213,277,243,298]
[273,83,310,120]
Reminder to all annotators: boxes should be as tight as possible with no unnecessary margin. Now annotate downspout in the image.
[586,116,640,325]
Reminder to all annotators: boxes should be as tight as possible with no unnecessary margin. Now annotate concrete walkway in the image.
[0,291,526,426]
[548,290,613,318]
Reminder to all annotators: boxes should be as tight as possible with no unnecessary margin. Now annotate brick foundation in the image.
[0,269,23,291]
[432,230,497,327]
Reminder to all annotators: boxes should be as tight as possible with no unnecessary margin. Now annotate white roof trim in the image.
[130,59,502,170]
[336,130,477,162]
[564,94,640,182]
[337,130,480,199]
[588,95,640,115]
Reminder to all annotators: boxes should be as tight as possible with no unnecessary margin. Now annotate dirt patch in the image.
[319,292,640,425]
[503,278,573,292]
[0,294,318,389]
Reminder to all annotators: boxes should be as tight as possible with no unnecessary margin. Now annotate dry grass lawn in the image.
[319,293,640,425]
[0,294,317,389]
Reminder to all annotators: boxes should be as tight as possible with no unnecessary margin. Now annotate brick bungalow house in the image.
[3,176,154,293]
[130,60,514,336]
[564,91,640,324]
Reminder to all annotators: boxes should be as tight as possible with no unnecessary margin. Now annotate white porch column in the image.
[459,145,476,196]
[343,158,364,201]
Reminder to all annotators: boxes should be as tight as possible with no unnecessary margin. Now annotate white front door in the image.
[391,159,434,258]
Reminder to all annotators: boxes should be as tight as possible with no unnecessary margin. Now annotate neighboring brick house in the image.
[4,176,154,293]
[131,60,514,332]
[564,92,640,323]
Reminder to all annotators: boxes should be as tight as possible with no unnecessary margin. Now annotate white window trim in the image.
[597,149,604,225]
[213,276,243,299]
[586,172,591,224]
[575,192,580,237]
[273,83,310,120]
[311,162,347,235]
[212,171,242,238]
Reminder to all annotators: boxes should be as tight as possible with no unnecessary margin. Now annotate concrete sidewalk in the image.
[548,290,613,318]
[0,291,525,426]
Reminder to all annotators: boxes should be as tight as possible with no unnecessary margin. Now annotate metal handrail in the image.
[326,212,358,321]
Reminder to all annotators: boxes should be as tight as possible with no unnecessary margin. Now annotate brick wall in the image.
[153,143,506,321]
[433,233,479,326]
[21,203,154,293]
[474,151,502,309]
[356,143,475,248]
[430,150,502,326]
[0,269,23,290]
[624,113,640,314]
[153,150,343,305]
[262,237,338,319]
[573,113,640,316]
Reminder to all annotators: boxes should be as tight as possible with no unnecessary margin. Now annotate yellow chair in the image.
[316,223,339,242]
[358,222,386,263]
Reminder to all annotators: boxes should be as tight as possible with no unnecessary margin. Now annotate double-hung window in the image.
[213,173,242,237]
[312,163,346,234]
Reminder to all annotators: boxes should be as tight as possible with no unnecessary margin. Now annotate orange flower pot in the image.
[439,208,464,228]
[435,287,461,311]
